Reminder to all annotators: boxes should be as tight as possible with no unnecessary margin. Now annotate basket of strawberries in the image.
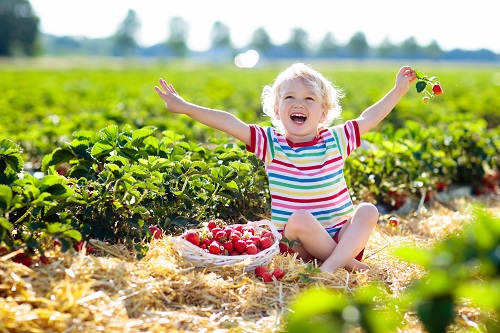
[170,219,281,271]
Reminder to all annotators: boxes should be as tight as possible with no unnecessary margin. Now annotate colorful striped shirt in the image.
[246,120,361,235]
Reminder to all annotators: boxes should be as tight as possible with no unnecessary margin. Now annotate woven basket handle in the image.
[247,220,281,240]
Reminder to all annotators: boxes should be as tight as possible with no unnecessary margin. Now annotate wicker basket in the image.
[170,220,281,272]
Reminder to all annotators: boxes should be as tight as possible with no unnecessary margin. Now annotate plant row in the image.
[1,119,499,262]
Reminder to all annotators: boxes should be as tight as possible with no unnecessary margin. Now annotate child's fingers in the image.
[169,84,178,95]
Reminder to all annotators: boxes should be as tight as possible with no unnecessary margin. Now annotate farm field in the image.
[1,196,499,332]
[1,58,500,332]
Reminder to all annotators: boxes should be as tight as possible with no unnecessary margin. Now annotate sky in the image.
[29,0,500,53]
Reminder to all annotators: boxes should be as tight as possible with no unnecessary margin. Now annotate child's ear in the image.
[274,108,281,120]
[320,110,328,122]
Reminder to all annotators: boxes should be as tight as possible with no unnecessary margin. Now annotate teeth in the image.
[291,113,306,118]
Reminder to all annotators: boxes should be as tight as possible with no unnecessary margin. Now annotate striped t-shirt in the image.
[246,120,361,235]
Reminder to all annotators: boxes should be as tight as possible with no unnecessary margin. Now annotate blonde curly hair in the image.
[261,62,344,132]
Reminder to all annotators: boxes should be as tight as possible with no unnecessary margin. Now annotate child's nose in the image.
[293,99,305,108]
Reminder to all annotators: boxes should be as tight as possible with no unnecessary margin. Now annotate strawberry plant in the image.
[1,139,82,257]
[414,68,444,103]
[34,125,270,256]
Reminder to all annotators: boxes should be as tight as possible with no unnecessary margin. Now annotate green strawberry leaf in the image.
[416,81,427,93]
[280,236,301,248]
[414,69,426,80]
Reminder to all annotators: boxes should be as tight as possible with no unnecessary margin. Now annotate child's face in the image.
[275,78,327,143]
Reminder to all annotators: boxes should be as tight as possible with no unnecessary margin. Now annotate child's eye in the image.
[306,97,315,101]
[284,95,293,99]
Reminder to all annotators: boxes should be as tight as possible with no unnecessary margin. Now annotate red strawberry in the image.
[231,231,242,242]
[86,245,93,254]
[214,230,227,242]
[250,236,260,246]
[209,241,221,255]
[40,256,50,264]
[73,241,85,252]
[261,230,274,239]
[149,226,163,239]
[272,268,285,280]
[207,220,217,230]
[254,265,269,278]
[202,238,212,247]
[243,226,256,235]
[260,272,273,283]
[224,228,233,238]
[388,217,399,227]
[223,241,234,253]
[234,240,246,253]
[13,253,32,267]
[259,236,273,250]
[246,243,258,255]
[184,231,201,246]
[432,83,443,95]
[234,225,244,233]
[211,227,222,237]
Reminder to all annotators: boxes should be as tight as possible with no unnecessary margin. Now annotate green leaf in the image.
[414,69,425,79]
[0,217,14,232]
[99,125,119,142]
[62,229,82,241]
[131,126,157,144]
[287,287,349,333]
[391,245,431,268]
[416,81,427,93]
[91,143,114,158]
[47,222,64,233]
[0,184,13,210]
[3,155,23,173]
[107,155,129,166]
[72,130,100,142]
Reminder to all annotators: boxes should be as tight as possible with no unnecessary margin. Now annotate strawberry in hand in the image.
[414,69,444,103]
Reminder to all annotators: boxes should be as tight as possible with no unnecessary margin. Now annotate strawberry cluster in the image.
[254,265,285,283]
[181,220,276,256]
[414,68,444,104]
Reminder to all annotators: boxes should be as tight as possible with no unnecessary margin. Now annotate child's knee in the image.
[286,210,315,233]
[356,202,379,225]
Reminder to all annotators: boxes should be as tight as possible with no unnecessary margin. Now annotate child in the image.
[154,63,417,272]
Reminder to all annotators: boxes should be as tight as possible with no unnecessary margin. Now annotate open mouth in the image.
[290,113,307,124]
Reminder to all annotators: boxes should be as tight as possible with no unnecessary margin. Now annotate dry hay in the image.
[1,194,499,332]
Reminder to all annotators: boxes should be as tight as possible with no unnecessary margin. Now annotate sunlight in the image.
[234,50,259,68]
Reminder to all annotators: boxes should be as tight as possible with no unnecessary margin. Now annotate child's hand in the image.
[154,78,188,114]
[395,65,417,94]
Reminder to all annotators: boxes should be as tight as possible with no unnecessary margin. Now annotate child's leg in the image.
[320,202,378,272]
[283,207,372,271]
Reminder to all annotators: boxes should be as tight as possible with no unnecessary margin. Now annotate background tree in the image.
[210,21,232,50]
[346,31,369,57]
[424,39,443,59]
[113,9,140,56]
[401,36,422,58]
[250,27,272,53]
[167,16,189,57]
[319,32,339,56]
[0,0,39,56]
[285,27,309,56]
[377,36,397,58]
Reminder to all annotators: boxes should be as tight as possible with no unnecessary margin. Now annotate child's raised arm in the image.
[154,78,251,146]
[356,66,417,135]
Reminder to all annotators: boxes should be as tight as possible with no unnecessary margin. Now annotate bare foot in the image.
[320,258,370,273]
